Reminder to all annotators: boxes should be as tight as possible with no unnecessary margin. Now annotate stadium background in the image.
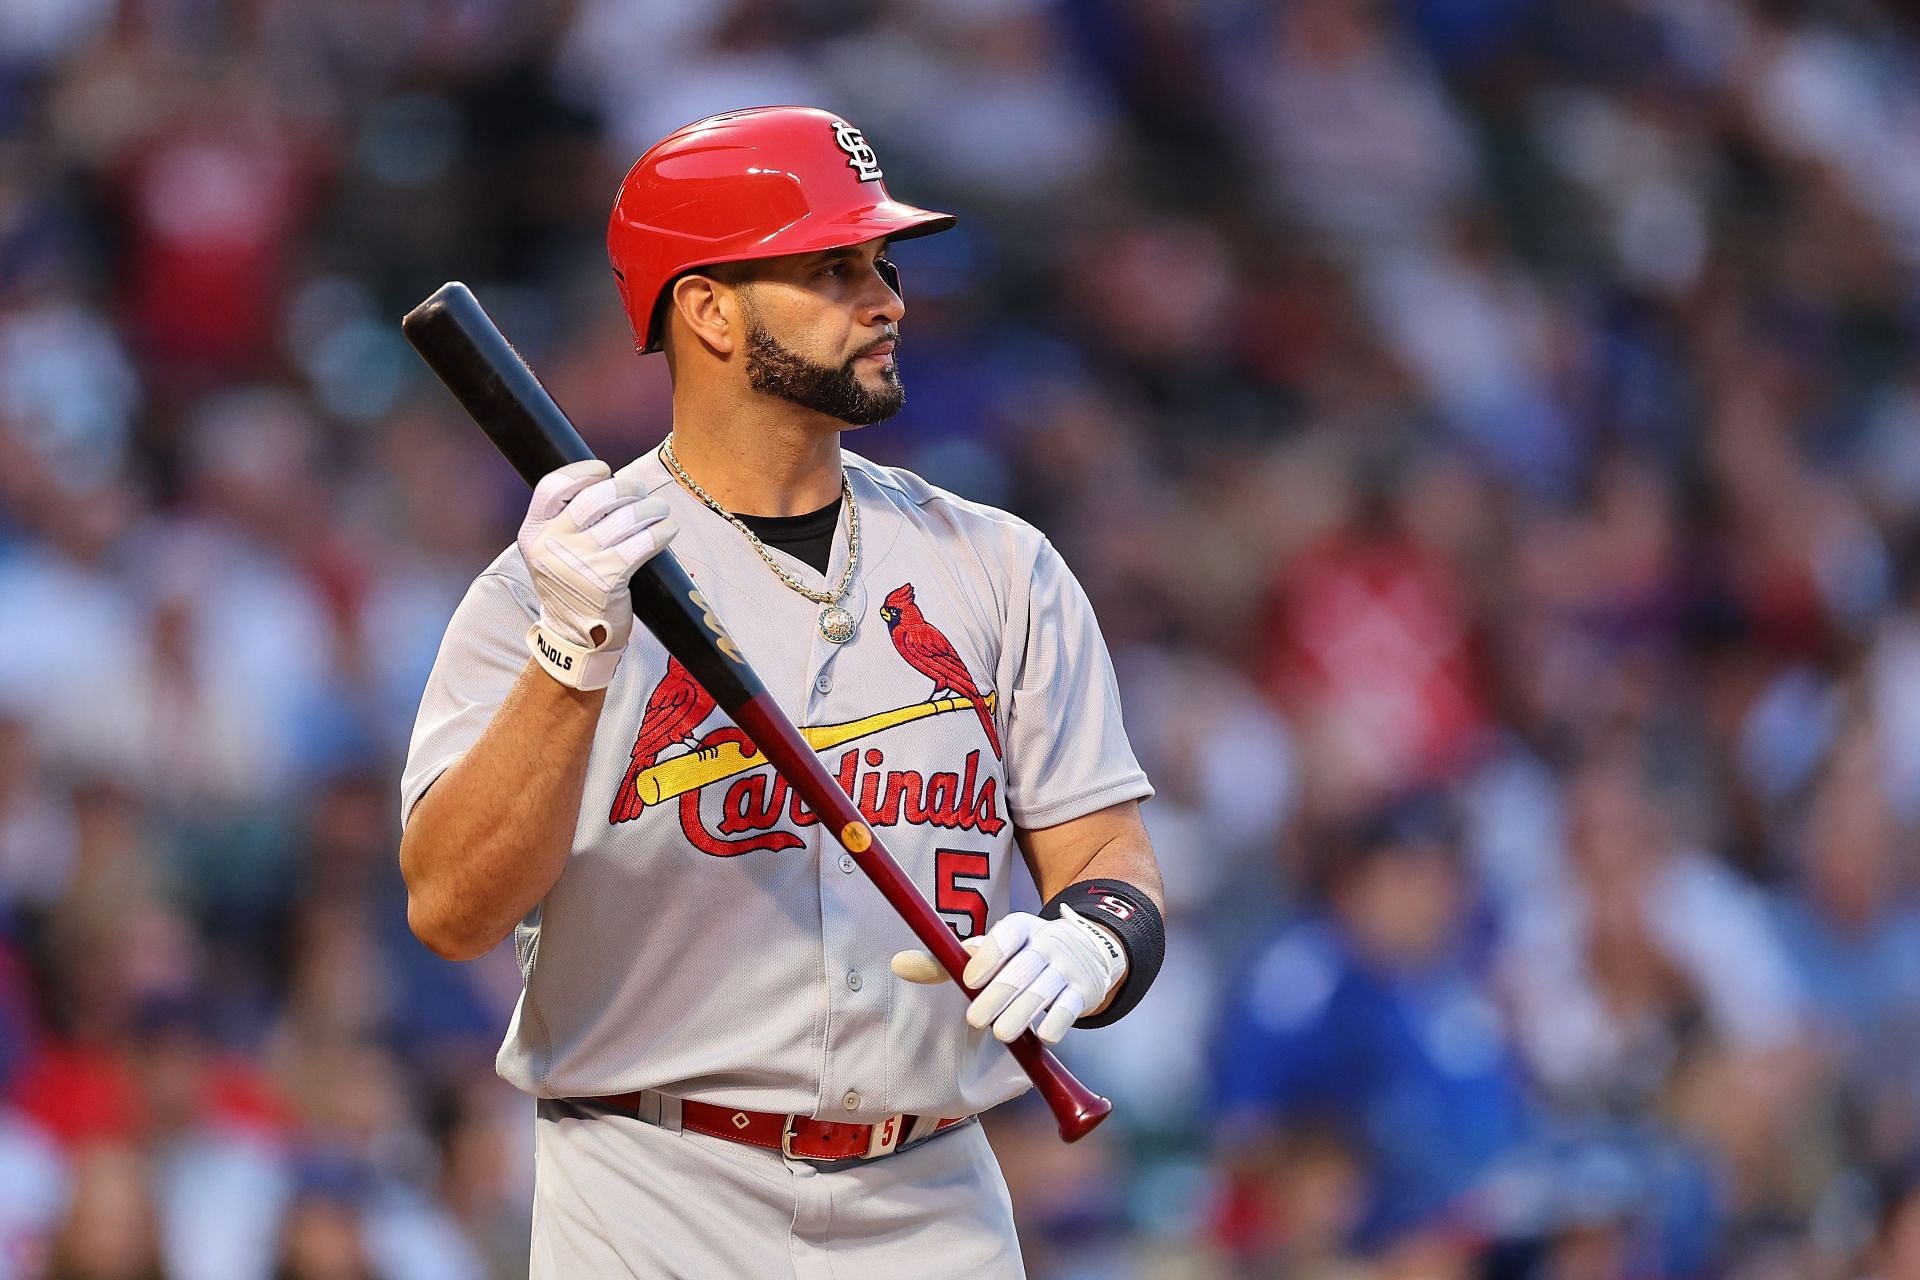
[3,0,1919,1276]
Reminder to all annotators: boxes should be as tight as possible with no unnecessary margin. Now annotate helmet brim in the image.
[727,199,956,263]
[814,200,957,246]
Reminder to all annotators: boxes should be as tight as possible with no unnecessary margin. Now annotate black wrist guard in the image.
[1041,879,1165,1028]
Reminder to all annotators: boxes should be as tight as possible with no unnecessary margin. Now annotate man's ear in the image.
[670,273,741,356]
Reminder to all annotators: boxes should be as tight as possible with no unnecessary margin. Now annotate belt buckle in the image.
[780,1114,801,1160]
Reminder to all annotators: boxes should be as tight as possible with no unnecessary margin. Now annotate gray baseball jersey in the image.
[401,447,1151,1123]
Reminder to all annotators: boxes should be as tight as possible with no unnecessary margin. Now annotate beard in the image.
[741,314,905,426]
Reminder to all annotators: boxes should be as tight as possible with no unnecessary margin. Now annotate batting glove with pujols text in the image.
[889,907,1126,1044]
[519,460,678,691]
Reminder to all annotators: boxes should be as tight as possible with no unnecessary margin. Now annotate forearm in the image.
[1068,835,1161,1018]
[1019,801,1163,1017]
[400,662,606,960]
[1050,833,1165,915]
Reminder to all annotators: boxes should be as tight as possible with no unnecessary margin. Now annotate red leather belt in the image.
[595,1091,968,1162]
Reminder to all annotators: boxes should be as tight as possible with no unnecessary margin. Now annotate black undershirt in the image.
[735,495,842,575]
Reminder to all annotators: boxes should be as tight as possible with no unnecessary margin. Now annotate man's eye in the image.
[820,263,846,278]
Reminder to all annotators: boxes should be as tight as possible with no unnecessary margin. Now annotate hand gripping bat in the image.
[402,282,1110,1142]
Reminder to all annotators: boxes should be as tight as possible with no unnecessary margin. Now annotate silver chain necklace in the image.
[660,434,861,644]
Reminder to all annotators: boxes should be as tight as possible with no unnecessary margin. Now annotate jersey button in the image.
[839,854,855,874]
[846,971,863,991]
[815,673,831,694]
[842,1091,861,1111]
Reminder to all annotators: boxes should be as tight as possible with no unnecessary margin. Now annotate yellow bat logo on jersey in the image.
[628,692,996,807]
[610,582,1008,857]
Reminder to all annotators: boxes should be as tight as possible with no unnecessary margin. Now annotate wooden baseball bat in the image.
[401,281,1110,1142]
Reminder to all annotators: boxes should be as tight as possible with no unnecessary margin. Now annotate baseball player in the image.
[398,106,1165,1278]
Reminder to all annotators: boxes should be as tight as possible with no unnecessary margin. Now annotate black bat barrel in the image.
[401,282,762,711]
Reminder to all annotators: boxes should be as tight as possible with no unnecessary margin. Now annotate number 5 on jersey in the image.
[935,849,990,939]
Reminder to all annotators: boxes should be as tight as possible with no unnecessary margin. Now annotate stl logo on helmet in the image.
[832,121,883,182]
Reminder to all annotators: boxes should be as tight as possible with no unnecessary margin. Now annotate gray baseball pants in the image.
[531,1097,1025,1278]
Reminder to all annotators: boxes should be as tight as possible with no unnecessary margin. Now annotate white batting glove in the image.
[888,907,1126,1044]
[518,460,677,691]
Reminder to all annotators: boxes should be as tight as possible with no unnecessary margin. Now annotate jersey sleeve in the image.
[398,568,538,827]
[1000,538,1152,829]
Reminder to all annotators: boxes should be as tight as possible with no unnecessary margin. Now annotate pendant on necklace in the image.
[819,604,857,645]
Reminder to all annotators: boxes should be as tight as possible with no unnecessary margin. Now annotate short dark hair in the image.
[649,271,689,352]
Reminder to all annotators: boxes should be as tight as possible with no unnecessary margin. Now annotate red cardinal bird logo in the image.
[610,656,718,822]
[879,583,1002,760]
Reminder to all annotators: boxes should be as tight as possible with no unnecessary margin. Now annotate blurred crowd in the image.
[6,0,1920,1277]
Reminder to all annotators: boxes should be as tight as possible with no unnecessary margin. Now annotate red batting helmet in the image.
[608,106,957,353]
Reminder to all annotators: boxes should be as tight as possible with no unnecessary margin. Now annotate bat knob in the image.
[1054,1090,1112,1142]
